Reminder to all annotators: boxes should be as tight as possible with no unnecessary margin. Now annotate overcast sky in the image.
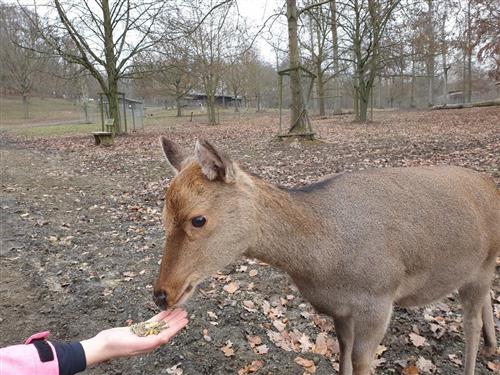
[13,0,286,63]
[237,0,285,63]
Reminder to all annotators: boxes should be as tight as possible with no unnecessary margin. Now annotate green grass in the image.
[1,96,84,127]
[14,122,101,137]
[1,95,280,138]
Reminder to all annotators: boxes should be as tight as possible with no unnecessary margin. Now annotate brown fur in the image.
[154,138,499,375]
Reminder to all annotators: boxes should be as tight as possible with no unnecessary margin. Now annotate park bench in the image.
[91,118,114,146]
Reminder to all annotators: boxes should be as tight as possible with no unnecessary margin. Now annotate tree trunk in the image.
[330,0,341,114]
[378,76,383,108]
[233,89,239,112]
[426,0,434,107]
[317,67,325,116]
[287,0,307,134]
[175,81,182,117]
[358,86,369,122]
[176,98,182,117]
[22,94,29,119]
[102,0,121,134]
[466,1,472,104]
[410,46,416,107]
[256,93,261,112]
[207,93,217,124]
[440,12,448,105]
[106,80,120,135]
[353,80,359,119]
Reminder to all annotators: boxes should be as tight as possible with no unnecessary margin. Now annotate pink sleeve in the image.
[0,332,59,375]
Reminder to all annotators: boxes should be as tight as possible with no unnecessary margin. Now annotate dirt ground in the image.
[1,107,499,374]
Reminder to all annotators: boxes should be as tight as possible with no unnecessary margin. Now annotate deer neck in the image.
[244,177,326,279]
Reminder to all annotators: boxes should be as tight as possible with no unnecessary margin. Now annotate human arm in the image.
[80,308,188,367]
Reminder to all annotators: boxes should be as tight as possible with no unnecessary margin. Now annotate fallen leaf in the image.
[371,357,386,369]
[294,356,316,374]
[221,340,235,357]
[312,332,328,355]
[448,354,462,367]
[267,330,293,352]
[246,335,262,348]
[166,363,183,375]
[262,300,271,315]
[242,300,257,312]
[223,282,240,294]
[254,344,269,354]
[409,333,427,347]
[202,328,211,342]
[301,311,313,319]
[273,319,286,332]
[487,361,499,372]
[416,357,436,373]
[238,360,264,375]
[249,269,258,277]
[207,311,218,320]
[376,345,387,356]
[312,314,334,332]
[402,365,419,375]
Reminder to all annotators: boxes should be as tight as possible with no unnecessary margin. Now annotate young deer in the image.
[153,137,499,375]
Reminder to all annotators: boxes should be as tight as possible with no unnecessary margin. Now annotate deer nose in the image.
[153,289,168,310]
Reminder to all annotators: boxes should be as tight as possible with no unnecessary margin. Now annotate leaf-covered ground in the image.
[1,107,499,374]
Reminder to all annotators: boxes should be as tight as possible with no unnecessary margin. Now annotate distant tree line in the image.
[1,0,498,127]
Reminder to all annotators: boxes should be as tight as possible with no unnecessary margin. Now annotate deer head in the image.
[153,137,256,309]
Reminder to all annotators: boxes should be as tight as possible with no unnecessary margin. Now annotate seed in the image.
[130,320,168,337]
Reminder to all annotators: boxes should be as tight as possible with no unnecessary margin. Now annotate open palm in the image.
[81,309,188,366]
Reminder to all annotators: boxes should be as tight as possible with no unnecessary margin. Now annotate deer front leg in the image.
[351,301,393,375]
[333,316,354,375]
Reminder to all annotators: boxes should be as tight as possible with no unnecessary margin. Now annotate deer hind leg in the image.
[459,282,492,375]
[333,316,354,375]
[351,301,393,375]
[481,291,497,356]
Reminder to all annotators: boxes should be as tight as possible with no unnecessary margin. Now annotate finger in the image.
[128,317,188,351]
[157,317,189,343]
[161,309,187,323]
[148,308,187,323]
[146,310,172,322]
[130,314,188,344]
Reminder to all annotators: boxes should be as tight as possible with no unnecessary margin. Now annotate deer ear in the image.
[159,136,187,174]
[195,139,236,183]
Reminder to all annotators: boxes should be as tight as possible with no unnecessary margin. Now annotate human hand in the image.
[81,309,188,367]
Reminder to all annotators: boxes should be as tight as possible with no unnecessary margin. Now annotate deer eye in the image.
[191,216,206,228]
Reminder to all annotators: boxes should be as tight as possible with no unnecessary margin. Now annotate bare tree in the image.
[330,0,342,113]
[139,41,195,117]
[21,0,169,134]
[225,55,245,112]
[338,0,401,121]
[472,0,500,81]
[301,2,333,117]
[169,0,247,124]
[286,0,308,133]
[1,4,47,118]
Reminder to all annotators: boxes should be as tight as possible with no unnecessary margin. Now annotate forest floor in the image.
[1,107,499,375]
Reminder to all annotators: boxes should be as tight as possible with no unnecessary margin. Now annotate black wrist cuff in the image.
[52,341,87,375]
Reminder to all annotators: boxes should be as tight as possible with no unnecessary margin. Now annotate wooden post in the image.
[131,106,136,132]
[279,74,283,135]
[122,94,128,133]
[370,86,374,121]
[99,93,104,131]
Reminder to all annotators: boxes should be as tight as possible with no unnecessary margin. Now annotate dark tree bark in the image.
[286,0,308,133]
